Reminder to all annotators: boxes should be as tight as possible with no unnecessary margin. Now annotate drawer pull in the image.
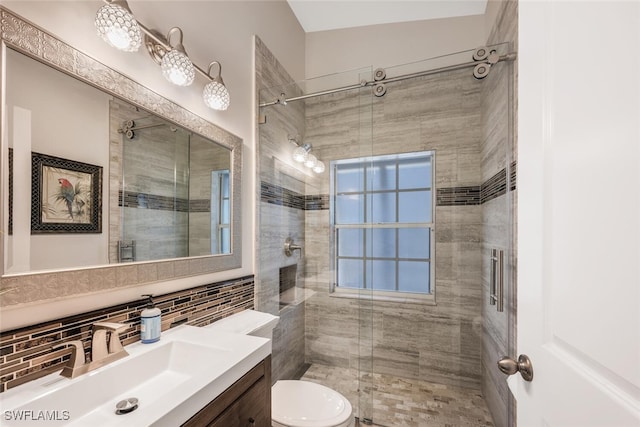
[248,418,255,425]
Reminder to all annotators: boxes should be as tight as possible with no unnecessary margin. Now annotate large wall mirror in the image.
[0,8,242,306]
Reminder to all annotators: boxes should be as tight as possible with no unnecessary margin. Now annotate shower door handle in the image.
[498,354,534,382]
[489,249,504,312]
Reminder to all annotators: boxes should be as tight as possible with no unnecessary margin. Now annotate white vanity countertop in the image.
[0,325,271,426]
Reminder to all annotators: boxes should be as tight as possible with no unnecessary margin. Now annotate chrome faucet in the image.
[53,322,129,379]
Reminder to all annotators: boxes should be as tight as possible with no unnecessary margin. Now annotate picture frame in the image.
[31,152,102,234]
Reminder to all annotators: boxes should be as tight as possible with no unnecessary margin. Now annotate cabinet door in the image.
[209,376,269,427]
[182,356,272,427]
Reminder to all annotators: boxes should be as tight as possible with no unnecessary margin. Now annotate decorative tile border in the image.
[510,160,517,191]
[436,186,482,206]
[260,182,305,210]
[480,168,508,204]
[119,190,210,213]
[0,275,254,392]
[438,162,517,207]
[304,194,330,211]
[261,161,517,211]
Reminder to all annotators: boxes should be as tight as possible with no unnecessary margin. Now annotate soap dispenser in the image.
[140,294,161,343]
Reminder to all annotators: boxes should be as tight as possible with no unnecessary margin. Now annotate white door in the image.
[515,1,639,426]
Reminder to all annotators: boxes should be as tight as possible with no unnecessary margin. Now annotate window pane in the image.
[336,194,364,224]
[338,259,364,289]
[368,160,396,191]
[398,190,431,223]
[398,261,430,294]
[336,164,364,193]
[222,172,230,197]
[366,228,396,258]
[368,192,396,223]
[366,260,396,291]
[221,199,230,224]
[221,227,230,253]
[398,156,431,190]
[398,228,430,259]
[338,229,363,257]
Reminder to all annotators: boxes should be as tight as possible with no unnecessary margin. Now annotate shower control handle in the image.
[284,238,303,257]
[498,354,534,382]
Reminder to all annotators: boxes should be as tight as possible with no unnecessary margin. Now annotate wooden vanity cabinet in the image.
[182,356,271,427]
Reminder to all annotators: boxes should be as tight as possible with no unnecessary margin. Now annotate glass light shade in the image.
[161,49,195,86]
[292,146,308,163]
[95,4,141,52]
[313,161,326,174]
[304,154,318,168]
[203,80,230,111]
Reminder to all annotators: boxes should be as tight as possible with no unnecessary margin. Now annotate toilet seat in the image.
[272,380,353,427]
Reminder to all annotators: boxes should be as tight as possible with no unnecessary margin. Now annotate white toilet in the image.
[205,310,354,427]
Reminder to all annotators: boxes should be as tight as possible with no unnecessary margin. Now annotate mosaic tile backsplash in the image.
[0,275,254,392]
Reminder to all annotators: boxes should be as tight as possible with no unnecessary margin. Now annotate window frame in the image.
[211,169,231,254]
[329,151,436,303]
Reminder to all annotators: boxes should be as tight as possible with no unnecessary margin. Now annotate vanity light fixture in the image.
[95,1,141,52]
[94,0,230,110]
[304,154,318,168]
[289,136,324,174]
[203,62,231,111]
[292,143,311,163]
[312,161,326,174]
[160,28,195,87]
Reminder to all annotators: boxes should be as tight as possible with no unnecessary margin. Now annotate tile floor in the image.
[300,364,494,427]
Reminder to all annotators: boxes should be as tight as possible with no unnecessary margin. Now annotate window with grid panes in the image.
[330,151,434,297]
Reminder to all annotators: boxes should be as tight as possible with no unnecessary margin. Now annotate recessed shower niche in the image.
[279,264,297,309]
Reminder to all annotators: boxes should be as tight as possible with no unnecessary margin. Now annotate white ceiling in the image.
[287,0,488,33]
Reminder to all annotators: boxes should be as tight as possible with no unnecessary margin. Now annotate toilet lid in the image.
[272,380,352,427]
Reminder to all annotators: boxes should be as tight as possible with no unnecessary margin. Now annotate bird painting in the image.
[34,154,100,232]
[57,178,75,219]
[54,177,87,220]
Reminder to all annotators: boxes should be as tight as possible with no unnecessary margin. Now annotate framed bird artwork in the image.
[30,152,102,233]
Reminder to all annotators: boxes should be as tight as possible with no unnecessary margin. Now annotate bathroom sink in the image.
[0,325,271,426]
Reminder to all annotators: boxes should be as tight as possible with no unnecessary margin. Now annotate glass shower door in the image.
[120,120,190,262]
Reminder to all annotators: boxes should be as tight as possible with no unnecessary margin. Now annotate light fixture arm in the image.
[105,0,134,13]
[166,27,184,49]
[207,61,224,84]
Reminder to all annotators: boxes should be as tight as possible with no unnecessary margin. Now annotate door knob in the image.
[498,354,534,382]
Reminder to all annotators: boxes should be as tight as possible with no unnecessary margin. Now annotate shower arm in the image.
[259,51,517,107]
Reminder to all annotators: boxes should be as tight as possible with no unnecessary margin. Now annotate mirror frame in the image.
[0,7,242,307]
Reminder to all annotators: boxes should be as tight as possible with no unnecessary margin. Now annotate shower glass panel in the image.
[257,66,374,423]
[257,42,514,426]
[121,120,190,262]
[120,122,232,263]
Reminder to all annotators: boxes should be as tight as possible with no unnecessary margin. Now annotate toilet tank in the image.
[204,310,279,339]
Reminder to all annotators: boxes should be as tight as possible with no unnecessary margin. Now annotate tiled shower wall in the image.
[0,275,254,392]
[255,36,307,383]
[109,99,190,263]
[303,67,487,389]
[109,100,231,262]
[481,1,518,426]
